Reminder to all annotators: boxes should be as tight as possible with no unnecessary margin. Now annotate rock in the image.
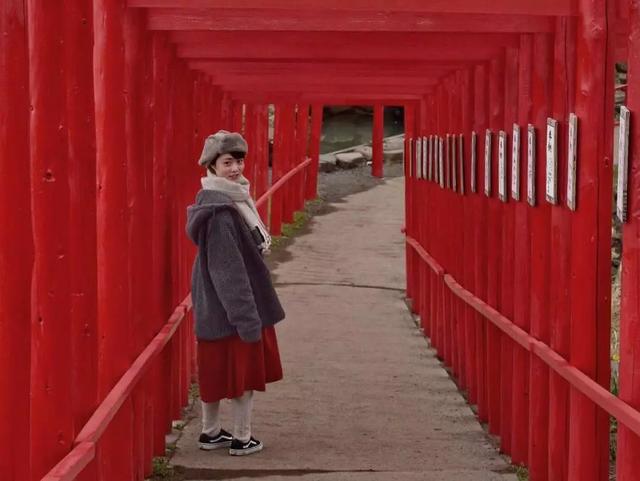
[383,136,404,151]
[354,145,373,161]
[336,152,365,169]
[319,153,337,172]
[384,148,404,163]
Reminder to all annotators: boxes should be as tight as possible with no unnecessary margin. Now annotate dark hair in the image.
[208,150,246,173]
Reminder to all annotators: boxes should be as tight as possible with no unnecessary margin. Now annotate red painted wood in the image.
[567,2,611,480]
[175,32,516,61]
[500,46,518,456]
[473,63,489,423]
[547,17,574,481]
[617,2,640,479]
[271,104,287,235]
[511,33,533,467]
[124,8,151,478]
[528,32,553,481]
[295,104,310,211]
[129,0,576,16]
[150,32,173,456]
[27,2,74,479]
[254,104,270,220]
[461,68,478,405]
[146,8,555,33]
[232,92,423,105]
[93,0,134,478]
[403,105,416,311]
[0,2,32,480]
[66,0,99,457]
[486,54,505,438]
[306,104,323,200]
[372,104,384,178]
[282,104,296,224]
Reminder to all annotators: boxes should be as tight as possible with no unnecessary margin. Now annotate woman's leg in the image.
[231,390,254,442]
[201,400,221,435]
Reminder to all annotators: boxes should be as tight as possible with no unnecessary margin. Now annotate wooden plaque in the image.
[512,123,521,201]
[484,129,492,197]
[459,134,465,195]
[439,137,445,188]
[527,125,536,206]
[498,130,507,202]
[451,134,457,192]
[471,131,477,193]
[422,136,428,181]
[415,138,422,179]
[617,106,631,222]
[567,114,578,211]
[545,117,558,204]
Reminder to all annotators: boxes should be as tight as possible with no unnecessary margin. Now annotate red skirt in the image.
[197,325,283,402]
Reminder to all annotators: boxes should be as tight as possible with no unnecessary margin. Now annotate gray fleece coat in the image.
[186,190,285,342]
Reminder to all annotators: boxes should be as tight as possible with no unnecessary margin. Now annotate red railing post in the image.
[255,104,270,220]
[617,2,640,479]
[372,103,384,178]
[0,3,32,480]
[403,103,417,311]
[568,1,612,480]
[511,33,533,467]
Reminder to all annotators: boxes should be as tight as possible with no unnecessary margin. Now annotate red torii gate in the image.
[2,1,640,481]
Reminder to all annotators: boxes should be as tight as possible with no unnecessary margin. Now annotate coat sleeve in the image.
[206,211,262,342]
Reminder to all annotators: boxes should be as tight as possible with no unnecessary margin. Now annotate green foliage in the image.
[151,457,174,478]
[515,465,529,481]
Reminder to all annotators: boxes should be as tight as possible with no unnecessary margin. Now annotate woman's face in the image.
[211,153,245,182]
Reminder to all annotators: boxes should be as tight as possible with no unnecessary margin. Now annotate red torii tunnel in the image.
[2,1,640,481]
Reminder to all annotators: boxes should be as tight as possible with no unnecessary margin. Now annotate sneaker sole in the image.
[199,441,232,451]
[229,444,263,456]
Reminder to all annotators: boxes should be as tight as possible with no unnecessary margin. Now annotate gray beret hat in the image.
[198,130,248,167]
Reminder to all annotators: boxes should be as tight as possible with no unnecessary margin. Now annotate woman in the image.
[186,130,285,456]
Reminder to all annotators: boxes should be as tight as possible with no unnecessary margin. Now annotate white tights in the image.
[202,390,254,442]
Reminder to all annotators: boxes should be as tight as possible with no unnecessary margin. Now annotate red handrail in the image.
[405,234,640,439]
[41,159,313,481]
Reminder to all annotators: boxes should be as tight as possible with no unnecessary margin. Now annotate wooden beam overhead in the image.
[174,32,517,61]
[187,60,461,75]
[146,8,555,33]
[129,0,576,17]
[229,91,423,105]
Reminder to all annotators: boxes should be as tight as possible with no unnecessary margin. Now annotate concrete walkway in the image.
[172,176,517,481]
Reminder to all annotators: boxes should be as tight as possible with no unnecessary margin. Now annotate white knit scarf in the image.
[201,172,272,252]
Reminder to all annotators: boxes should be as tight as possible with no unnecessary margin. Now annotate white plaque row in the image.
[412,114,582,213]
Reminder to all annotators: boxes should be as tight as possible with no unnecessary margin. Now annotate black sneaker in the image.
[198,429,233,450]
[229,436,263,456]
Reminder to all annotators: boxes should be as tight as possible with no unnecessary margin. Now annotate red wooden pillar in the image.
[0,3,32,481]
[281,104,296,224]
[547,17,575,481]
[404,103,416,309]
[568,1,612,480]
[244,104,257,185]
[617,3,640,479]
[528,32,553,481]
[94,0,134,479]
[27,2,74,479]
[372,103,384,178]
[486,53,505,437]
[271,104,287,235]
[306,103,323,200]
[150,32,172,457]
[255,104,270,219]
[66,0,98,439]
[124,8,153,479]
[231,100,244,133]
[500,46,518,455]
[511,33,533,467]
[473,63,489,423]
[295,103,310,211]
[461,67,478,405]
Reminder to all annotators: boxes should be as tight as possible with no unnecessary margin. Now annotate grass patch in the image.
[515,465,529,481]
[270,199,322,250]
[151,457,174,479]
